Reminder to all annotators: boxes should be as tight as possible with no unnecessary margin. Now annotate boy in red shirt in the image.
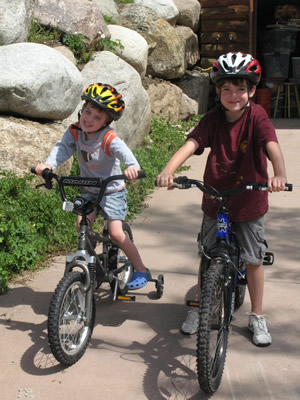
[157,52,287,346]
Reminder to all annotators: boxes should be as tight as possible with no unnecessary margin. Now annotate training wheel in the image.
[156,274,164,299]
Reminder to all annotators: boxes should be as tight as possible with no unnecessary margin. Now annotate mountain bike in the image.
[31,168,164,366]
[172,176,292,394]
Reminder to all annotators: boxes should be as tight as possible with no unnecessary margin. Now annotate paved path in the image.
[0,119,299,400]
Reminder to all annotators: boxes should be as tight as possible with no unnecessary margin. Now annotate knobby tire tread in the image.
[197,259,229,394]
[48,271,95,366]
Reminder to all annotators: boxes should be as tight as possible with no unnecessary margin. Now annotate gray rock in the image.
[0,0,33,44]
[0,115,72,177]
[173,0,201,32]
[173,71,210,115]
[134,0,179,25]
[34,0,110,41]
[175,26,200,70]
[95,0,120,24]
[107,24,148,77]
[0,43,83,120]
[120,5,185,80]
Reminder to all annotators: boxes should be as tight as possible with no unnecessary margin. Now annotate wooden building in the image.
[200,0,300,68]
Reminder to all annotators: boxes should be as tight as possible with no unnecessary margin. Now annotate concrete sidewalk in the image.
[0,119,299,400]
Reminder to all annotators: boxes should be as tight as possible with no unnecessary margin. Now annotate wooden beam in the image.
[201,0,249,7]
[201,43,250,57]
[201,20,249,33]
[201,6,249,21]
[201,31,249,44]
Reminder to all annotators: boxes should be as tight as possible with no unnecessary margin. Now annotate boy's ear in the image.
[249,86,256,98]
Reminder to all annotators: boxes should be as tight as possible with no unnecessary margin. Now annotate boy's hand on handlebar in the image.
[268,176,287,192]
[124,167,140,180]
[156,173,175,189]
[35,163,52,177]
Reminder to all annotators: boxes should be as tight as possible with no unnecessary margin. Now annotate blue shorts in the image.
[80,188,127,221]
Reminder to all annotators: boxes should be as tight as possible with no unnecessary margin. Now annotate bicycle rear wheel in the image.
[48,271,95,366]
[197,259,229,394]
[109,222,134,295]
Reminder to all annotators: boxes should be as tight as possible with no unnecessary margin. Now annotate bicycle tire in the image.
[197,259,229,394]
[48,271,95,366]
[109,222,134,295]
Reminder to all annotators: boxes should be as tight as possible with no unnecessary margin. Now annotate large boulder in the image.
[120,5,186,80]
[173,70,210,115]
[63,51,151,149]
[0,43,83,120]
[107,24,148,77]
[133,0,179,25]
[175,26,200,70]
[0,0,33,45]
[0,115,72,177]
[142,76,198,122]
[173,0,201,32]
[95,0,120,24]
[33,0,110,41]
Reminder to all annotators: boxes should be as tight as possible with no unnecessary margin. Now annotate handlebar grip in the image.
[285,183,293,191]
[30,167,37,175]
[41,168,52,179]
[137,171,146,179]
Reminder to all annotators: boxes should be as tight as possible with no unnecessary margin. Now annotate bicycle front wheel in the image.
[197,259,229,394]
[48,271,95,366]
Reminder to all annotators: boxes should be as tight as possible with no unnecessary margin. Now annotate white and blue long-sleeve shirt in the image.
[46,122,140,194]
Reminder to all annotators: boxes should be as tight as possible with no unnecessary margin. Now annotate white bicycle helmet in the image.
[211,52,262,86]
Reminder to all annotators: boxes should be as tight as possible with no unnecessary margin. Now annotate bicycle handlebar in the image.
[155,175,292,197]
[171,176,293,196]
[31,167,146,203]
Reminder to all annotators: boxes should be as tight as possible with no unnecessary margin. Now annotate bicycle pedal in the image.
[263,251,274,266]
[117,295,136,302]
[186,300,200,307]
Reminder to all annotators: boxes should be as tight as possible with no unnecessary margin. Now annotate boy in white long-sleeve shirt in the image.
[35,82,151,290]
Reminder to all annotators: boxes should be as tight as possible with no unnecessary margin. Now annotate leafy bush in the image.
[0,116,201,293]
[28,21,61,44]
[0,172,77,293]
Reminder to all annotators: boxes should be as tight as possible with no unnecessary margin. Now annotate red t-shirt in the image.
[187,102,278,222]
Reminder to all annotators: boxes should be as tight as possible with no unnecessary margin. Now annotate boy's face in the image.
[80,102,109,134]
[216,80,256,113]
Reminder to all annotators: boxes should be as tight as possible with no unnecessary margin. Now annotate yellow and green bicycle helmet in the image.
[81,83,125,121]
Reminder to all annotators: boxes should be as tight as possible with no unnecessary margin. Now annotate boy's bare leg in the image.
[108,219,147,273]
[246,263,264,315]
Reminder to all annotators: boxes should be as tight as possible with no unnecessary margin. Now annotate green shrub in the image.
[0,172,77,293]
[0,116,201,293]
[28,21,60,44]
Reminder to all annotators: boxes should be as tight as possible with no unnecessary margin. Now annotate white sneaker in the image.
[181,309,199,335]
[248,312,272,347]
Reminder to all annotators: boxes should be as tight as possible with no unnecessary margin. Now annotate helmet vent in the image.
[223,61,229,71]
[237,60,245,71]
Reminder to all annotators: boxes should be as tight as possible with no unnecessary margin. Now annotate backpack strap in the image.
[69,122,81,142]
[101,130,117,157]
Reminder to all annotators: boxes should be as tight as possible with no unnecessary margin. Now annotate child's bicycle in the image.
[31,168,164,366]
[171,176,292,394]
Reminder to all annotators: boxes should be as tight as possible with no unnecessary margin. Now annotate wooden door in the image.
[200,0,256,68]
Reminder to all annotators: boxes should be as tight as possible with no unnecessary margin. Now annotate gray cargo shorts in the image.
[198,214,268,265]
